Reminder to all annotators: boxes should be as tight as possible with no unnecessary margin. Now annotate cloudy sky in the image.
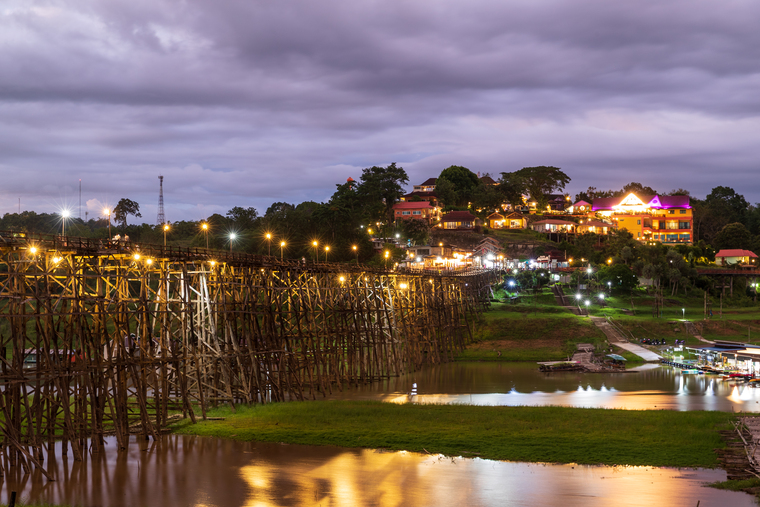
[2,0,759,223]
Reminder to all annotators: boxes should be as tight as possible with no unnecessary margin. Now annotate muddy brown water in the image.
[3,362,759,506]
[0,435,754,507]
[325,362,760,412]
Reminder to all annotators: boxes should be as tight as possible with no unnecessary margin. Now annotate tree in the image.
[434,178,458,208]
[597,264,638,292]
[470,183,504,213]
[226,206,258,228]
[398,218,430,245]
[616,182,658,197]
[714,222,753,250]
[437,165,480,206]
[497,172,527,209]
[504,166,570,209]
[356,162,409,225]
[705,186,749,226]
[113,198,141,231]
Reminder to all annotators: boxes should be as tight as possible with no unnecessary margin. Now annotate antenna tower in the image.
[156,175,166,225]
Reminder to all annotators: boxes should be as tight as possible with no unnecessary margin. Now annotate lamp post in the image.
[576,293,581,313]
[312,241,318,263]
[384,250,389,269]
[280,241,286,261]
[682,308,685,320]
[201,222,209,248]
[352,245,358,264]
[229,232,236,253]
[163,223,170,247]
[265,233,272,256]
[324,245,330,263]
[61,210,70,237]
[104,208,111,239]
[585,300,590,316]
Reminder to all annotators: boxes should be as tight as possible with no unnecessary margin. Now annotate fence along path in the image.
[0,231,494,479]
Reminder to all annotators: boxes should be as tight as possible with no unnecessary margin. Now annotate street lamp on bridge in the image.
[61,209,70,237]
[280,240,286,261]
[201,222,209,248]
[229,232,237,253]
[103,208,111,239]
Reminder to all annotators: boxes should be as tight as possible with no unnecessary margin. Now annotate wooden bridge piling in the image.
[0,231,496,478]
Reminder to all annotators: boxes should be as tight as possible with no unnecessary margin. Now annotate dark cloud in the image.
[1,0,760,222]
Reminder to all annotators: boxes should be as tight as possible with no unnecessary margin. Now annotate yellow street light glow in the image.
[29,247,38,255]
[399,283,408,289]
[352,245,357,251]
[325,246,330,252]
[134,254,141,260]
[384,250,389,258]
[202,223,208,230]
[280,241,286,247]
[103,208,110,215]
[146,259,153,265]
[266,232,271,239]
[312,240,318,247]
[339,276,345,283]
[52,256,62,263]
[210,260,216,266]
[163,224,170,231]
[367,229,373,234]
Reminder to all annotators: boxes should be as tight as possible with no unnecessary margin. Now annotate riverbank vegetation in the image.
[170,401,732,468]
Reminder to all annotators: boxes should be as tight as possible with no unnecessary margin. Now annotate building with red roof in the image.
[392,201,440,224]
[440,210,476,230]
[715,249,758,267]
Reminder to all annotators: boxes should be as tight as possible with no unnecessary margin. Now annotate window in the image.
[666,234,678,242]
[666,220,678,230]
[668,210,675,214]
[637,219,641,225]
[417,249,430,256]
[413,211,421,215]
[680,209,687,214]
[637,232,641,237]
[679,221,690,229]
[680,233,691,241]
[659,220,666,229]
[402,211,410,215]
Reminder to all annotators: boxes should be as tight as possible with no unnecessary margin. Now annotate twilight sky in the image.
[2,0,759,223]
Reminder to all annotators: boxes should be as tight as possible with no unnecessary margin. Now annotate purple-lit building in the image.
[591,193,693,245]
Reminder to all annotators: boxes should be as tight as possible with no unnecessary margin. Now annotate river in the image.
[324,362,760,412]
[1,362,757,506]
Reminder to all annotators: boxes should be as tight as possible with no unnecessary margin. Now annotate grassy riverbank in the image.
[170,401,732,468]
[459,301,610,362]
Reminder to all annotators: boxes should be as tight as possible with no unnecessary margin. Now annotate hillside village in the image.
[382,168,758,286]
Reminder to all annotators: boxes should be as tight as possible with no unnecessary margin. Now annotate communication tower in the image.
[157,175,166,225]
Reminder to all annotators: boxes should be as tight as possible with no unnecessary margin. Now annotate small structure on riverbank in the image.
[538,344,629,373]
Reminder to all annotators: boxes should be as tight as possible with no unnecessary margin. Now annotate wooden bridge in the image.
[0,231,495,478]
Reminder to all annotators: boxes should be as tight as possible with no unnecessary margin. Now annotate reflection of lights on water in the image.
[729,386,742,403]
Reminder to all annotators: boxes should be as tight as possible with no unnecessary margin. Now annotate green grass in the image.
[461,300,608,361]
[708,477,760,493]
[171,401,733,468]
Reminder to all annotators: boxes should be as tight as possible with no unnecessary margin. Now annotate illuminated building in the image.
[592,193,692,245]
